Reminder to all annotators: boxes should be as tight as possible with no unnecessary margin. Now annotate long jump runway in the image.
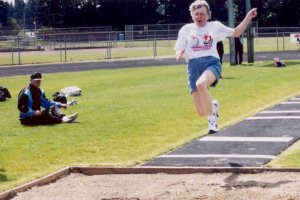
[143,96,300,167]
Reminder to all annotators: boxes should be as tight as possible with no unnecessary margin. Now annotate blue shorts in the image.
[187,56,221,93]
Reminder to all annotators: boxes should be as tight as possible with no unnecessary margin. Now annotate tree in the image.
[2,0,300,30]
[277,0,300,26]
[25,0,38,29]
[142,0,161,24]
[234,0,300,27]
[56,0,83,28]
[36,0,62,28]
[0,0,9,29]
[14,0,26,29]
[166,0,228,24]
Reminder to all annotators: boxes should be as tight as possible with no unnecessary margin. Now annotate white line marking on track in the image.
[290,97,300,101]
[198,137,293,142]
[260,110,300,113]
[247,116,300,120]
[281,102,300,104]
[159,154,275,159]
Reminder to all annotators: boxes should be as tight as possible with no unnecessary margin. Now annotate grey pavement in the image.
[0,51,299,78]
[143,96,300,167]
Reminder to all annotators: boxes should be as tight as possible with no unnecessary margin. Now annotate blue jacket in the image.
[18,85,61,119]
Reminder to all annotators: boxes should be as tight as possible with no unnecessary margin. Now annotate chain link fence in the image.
[0,25,299,66]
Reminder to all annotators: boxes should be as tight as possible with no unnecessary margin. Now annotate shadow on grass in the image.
[0,169,8,182]
[220,77,236,80]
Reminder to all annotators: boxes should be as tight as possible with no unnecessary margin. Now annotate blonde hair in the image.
[189,0,211,17]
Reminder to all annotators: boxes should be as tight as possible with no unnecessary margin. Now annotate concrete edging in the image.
[0,167,71,200]
[1,166,300,200]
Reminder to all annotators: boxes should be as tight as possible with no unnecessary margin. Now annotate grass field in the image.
[1,61,300,192]
[0,37,299,65]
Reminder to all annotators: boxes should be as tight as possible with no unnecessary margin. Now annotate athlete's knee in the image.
[196,80,207,91]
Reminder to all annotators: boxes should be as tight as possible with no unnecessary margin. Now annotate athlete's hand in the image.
[176,49,185,61]
[60,103,68,109]
[34,110,42,116]
[247,8,257,19]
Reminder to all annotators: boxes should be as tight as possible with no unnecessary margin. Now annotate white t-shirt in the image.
[175,21,234,61]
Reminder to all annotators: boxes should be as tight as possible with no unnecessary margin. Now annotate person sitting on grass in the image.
[18,72,78,125]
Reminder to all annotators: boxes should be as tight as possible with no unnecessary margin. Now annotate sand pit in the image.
[12,171,300,200]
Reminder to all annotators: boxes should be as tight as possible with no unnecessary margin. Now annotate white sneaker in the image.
[208,100,219,134]
[212,99,219,122]
[62,112,78,123]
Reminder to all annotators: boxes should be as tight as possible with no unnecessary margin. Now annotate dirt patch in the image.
[12,172,300,200]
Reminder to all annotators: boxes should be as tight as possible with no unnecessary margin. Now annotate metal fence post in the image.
[17,36,21,65]
[168,24,171,47]
[110,41,112,59]
[256,23,259,44]
[60,44,62,63]
[153,37,157,59]
[106,41,111,59]
[276,29,279,51]
[282,32,285,51]
[64,35,67,62]
[10,40,14,65]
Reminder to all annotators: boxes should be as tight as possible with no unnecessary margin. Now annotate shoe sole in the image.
[208,129,218,134]
[69,113,78,123]
[63,113,78,123]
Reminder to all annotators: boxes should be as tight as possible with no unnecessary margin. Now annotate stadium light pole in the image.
[246,0,254,63]
[33,21,36,33]
[228,0,236,66]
